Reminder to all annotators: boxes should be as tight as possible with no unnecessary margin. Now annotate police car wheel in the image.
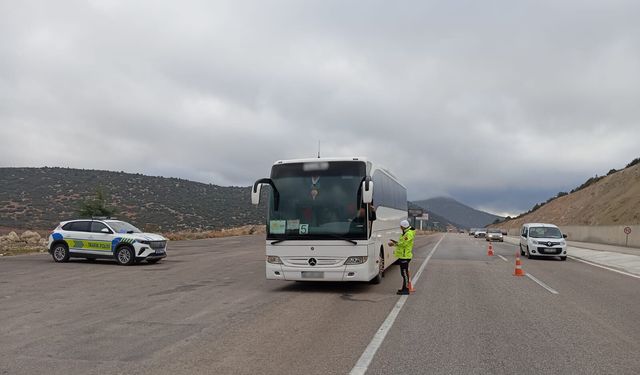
[52,244,69,263]
[115,246,135,266]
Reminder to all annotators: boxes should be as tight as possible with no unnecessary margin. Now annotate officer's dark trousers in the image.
[398,259,410,291]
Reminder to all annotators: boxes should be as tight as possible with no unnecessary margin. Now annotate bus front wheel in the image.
[370,249,384,284]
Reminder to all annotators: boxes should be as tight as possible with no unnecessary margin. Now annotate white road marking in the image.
[497,255,508,262]
[349,234,445,375]
[526,273,559,295]
[568,256,640,280]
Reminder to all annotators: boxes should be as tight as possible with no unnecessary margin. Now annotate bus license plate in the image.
[301,271,324,279]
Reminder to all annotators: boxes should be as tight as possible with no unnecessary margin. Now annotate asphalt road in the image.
[0,234,638,374]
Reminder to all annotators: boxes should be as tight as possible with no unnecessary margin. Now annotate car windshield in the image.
[107,221,142,234]
[529,226,562,239]
[488,229,502,233]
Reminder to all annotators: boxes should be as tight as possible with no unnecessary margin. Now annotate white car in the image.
[486,229,504,242]
[474,229,487,238]
[48,219,167,265]
[519,223,567,261]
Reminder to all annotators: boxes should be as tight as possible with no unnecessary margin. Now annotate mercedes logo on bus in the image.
[308,258,317,266]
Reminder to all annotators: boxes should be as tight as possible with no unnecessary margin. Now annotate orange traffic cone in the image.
[514,251,525,276]
[487,243,494,256]
[408,270,416,292]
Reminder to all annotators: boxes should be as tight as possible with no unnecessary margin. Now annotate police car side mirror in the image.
[563,234,568,239]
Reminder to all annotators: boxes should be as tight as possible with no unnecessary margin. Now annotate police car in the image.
[48,218,167,265]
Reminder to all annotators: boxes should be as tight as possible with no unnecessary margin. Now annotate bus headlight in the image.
[267,256,283,264]
[345,256,368,265]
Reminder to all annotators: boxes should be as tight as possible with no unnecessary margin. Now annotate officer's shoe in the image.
[396,289,410,295]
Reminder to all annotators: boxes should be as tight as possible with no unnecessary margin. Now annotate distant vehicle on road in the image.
[486,228,503,242]
[469,228,478,236]
[48,218,167,265]
[474,229,487,238]
[519,223,567,260]
[252,157,406,283]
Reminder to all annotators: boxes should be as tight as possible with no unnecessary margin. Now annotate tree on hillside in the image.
[78,188,117,218]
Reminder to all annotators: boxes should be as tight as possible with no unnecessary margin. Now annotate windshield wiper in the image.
[270,236,357,245]
[324,234,358,245]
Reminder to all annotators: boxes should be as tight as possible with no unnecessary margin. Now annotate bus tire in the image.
[370,249,384,284]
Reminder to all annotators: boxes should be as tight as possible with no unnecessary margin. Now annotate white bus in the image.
[251,157,408,283]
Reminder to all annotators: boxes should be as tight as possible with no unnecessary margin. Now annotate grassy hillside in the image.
[494,162,640,230]
[413,197,503,229]
[0,167,267,232]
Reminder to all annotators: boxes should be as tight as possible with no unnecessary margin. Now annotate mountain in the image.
[0,167,267,232]
[493,160,640,230]
[412,197,503,229]
[407,201,462,230]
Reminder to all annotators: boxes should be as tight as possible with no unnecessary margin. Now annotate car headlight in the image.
[136,239,148,244]
[560,240,566,245]
[532,240,539,245]
[266,256,283,264]
[345,256,368,265]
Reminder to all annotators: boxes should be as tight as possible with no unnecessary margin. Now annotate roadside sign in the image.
[624,226,632,247]
[408,208,423,217]
[416,214,429,221]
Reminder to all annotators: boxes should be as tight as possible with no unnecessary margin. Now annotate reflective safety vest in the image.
[394,227,415,260]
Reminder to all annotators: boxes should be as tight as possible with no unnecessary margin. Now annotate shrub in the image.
[626,157,640,169]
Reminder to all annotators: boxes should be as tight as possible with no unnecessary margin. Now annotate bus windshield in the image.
[267,161,368,240]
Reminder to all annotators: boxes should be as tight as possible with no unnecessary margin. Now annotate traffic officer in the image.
[388,219,415,295]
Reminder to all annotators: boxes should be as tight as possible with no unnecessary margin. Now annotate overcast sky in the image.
[1,0,639,216]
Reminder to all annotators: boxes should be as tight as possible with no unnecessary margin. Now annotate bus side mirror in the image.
[252,178,279,209]
[362,178,373,204]
[251,183,262,205]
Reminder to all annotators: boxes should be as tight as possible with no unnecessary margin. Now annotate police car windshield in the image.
[108,221,142,234]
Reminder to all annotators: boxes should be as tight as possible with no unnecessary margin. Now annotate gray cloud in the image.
[2,0,639,214]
